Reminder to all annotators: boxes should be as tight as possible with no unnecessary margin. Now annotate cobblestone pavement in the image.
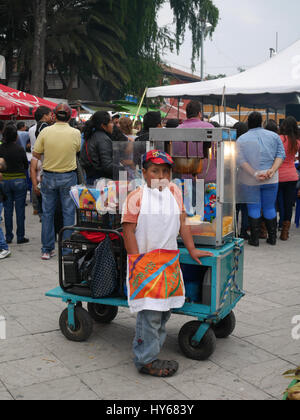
[0,201,299,400]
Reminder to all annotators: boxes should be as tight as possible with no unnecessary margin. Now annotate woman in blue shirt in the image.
[237,112,286,247]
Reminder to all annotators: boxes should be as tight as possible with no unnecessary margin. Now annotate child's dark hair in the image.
[83,111,111,141]
[3,125,18,144]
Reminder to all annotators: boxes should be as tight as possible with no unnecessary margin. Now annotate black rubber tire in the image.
[87,303,119,324]
[212,312,236,339]
[178,321,216,361]
[59,307,93,342]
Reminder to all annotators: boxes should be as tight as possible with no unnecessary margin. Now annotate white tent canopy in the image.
[209,113,239,127]
[147,40,300,110]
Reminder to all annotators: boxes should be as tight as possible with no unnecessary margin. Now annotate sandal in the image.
[140,359,179,378]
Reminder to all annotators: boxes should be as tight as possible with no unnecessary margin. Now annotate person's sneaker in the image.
[0,249,11,259]
[17,238,30,245]
[41,253,51,261]
[41,250,56,261]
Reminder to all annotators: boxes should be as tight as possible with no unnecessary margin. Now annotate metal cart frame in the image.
[46,226,245,361]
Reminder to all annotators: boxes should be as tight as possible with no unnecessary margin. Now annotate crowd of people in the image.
[0,101,299,379]
[0,101,299,261]
[235,112,300,246]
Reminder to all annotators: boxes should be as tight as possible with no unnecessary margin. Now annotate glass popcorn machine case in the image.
[148,128,238,248]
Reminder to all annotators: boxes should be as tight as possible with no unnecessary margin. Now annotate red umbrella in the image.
[0,84,77,120]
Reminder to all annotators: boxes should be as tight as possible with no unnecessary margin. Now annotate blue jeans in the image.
[2,178,27,242]
[278,181,297,223]
[0,202,8,251]
[133,310,171,370]
[247,183,279,220]
[41,171,77,253]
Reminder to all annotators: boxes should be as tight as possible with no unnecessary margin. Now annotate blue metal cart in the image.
[46,127,246,360]
[46,226,244,361]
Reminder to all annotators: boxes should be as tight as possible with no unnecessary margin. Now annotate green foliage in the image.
[205,74,226,80]
[170,0,219,70]
[44,0,130,91]
[0,0,220,98]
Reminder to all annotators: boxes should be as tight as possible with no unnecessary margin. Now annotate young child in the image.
[122,150,213,378]
[0,158,10,259]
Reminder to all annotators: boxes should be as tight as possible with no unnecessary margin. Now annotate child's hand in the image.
[189,249,214,265]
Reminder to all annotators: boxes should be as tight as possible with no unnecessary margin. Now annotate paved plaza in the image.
[0,201,299,400]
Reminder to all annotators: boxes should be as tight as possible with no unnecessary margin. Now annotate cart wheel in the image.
[87,303,118,324]
[178,321,216,361]
[59,307,93,342]
[212,311,236,339]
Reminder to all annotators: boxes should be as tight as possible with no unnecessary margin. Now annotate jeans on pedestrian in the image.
[278,181,297,222]
[2,178,27,242]
[247,183,279,220]
[41,171,77,254]
[86,176,98,186]
[133,310,172,370]
[0,202,8,251]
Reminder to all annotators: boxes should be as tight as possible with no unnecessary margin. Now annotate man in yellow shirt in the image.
[33,103,81,260]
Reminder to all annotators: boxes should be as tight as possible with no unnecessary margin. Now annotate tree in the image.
[105,0,219,96]
[0,0,33,86]
[170,0,219,71]
[0,0,220,100]
[31,0,47,97]
[205,74,226,80]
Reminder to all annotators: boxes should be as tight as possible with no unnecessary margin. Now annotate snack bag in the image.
[204,183,217,223]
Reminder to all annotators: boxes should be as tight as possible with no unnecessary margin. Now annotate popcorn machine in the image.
[149,127,238,248]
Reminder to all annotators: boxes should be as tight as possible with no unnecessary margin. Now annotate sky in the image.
[158,0,300,78]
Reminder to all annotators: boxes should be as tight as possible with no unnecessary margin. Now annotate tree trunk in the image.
[65,66,76,99]
[31,0,47,97]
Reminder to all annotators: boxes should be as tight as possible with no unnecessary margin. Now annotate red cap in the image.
[143,150,174,166]
[54,103,72,120]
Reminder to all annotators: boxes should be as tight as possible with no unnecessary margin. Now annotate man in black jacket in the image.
[0,158,10,259]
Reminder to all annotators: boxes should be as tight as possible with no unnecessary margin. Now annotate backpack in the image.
[80,236,118,298]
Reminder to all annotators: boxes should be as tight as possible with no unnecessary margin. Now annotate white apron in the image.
[126,185,185,313]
